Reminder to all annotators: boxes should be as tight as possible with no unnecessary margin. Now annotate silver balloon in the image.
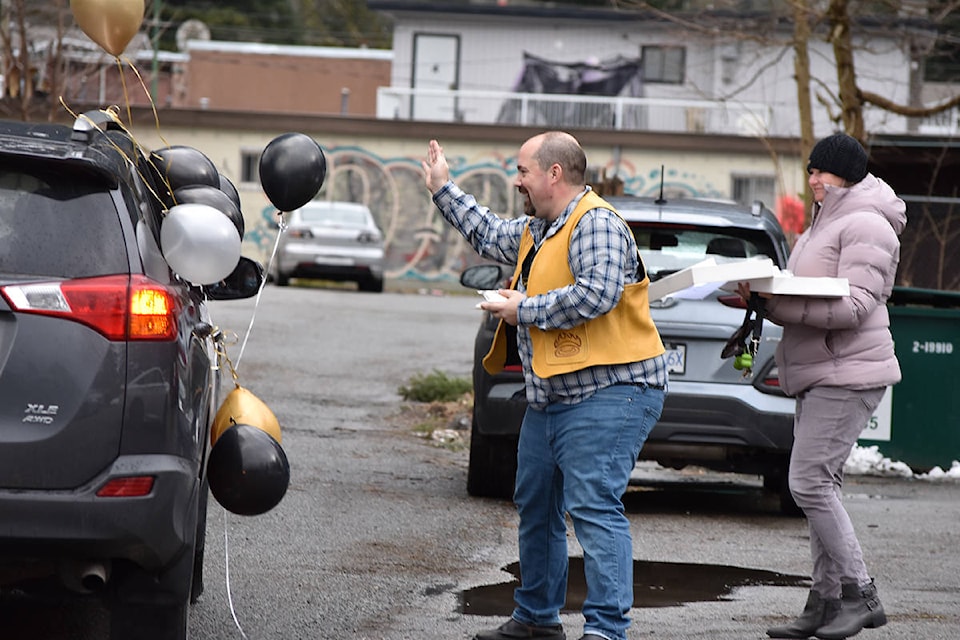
[161,203,241,285]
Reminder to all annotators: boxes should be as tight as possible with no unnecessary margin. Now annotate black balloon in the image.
[207,424,290,516]
[258,132,326,212]
[218,173,242,213]
[151,146,220,206]
[174,184,244,239]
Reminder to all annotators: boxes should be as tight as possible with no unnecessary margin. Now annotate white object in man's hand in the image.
[476,289,507,308]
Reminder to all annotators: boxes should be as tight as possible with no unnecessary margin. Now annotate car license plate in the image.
[664,342,686,375]
[316,256,355,266]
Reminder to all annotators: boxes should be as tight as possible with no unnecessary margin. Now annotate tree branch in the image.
[860,89,960,117]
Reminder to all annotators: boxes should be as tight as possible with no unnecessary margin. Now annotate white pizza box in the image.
[719,272,850,297]
[648,257,779,301]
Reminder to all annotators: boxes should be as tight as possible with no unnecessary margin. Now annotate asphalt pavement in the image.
[190,284,960,640]
[11,283,953,640]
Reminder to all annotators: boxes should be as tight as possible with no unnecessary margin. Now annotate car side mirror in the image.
[204,257,264,300]
[460,264,506,290]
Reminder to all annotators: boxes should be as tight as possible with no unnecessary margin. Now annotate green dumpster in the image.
[858,287,960,471]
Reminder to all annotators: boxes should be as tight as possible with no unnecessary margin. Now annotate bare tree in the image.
[0,1,149,122]
[0,0,72,121]
[1,0,37,120]
[621,0,960,289]
[624,1,958,156]
[816,0,960,140]
[799,0,960,289]
[789,0,816,212]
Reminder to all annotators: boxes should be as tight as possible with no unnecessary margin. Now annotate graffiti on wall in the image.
[248,144,723,283]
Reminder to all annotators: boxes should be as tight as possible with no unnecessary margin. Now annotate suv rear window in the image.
[0,160,127,278]
[631,223,781,280]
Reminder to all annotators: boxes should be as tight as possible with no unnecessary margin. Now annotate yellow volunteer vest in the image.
[482,191,665,378]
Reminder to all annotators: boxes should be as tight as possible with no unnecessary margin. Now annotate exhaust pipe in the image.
[59,559,112,593]
[80,561,110,592]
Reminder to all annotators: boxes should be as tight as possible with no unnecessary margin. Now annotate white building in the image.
[369,1,953,138]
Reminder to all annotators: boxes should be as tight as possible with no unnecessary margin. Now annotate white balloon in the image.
[161,203,241,285]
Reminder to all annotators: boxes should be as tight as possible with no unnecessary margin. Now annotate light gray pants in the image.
[789,385,885,599]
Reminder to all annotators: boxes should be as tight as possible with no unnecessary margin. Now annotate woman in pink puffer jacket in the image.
[758,133,907,640]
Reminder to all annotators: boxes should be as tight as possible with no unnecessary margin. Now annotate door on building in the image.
[412,33,460,121]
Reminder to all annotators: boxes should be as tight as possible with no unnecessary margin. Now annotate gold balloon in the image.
[212,386,282,446]
[71,0,145,57]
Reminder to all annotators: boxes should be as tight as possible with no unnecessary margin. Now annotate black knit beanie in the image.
[806,133,868,184]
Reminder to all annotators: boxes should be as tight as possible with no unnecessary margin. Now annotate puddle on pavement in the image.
[459,558,809,615]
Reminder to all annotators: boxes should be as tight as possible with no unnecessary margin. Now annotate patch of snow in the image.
[431,428,463,445]
[845,444,960,481]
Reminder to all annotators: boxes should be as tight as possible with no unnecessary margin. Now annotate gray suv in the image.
[461,195,801,515]
[0,115,262,637]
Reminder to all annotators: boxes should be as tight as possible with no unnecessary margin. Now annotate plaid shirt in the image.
[434,182,669,409]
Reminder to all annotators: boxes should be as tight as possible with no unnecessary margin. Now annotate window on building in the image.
[240,149,261,184]
[732,175,776,210]
[642,46,685,84]
[924,43,960,83]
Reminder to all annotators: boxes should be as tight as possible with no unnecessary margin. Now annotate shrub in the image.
[398,369,471,403]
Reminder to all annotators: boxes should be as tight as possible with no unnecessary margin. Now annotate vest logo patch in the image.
[553,331,582,358]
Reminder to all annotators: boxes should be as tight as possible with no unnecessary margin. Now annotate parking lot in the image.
[191,286,960,640]
[6,285,957,639]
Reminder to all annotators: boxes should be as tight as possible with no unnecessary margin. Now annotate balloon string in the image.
[119,54,180,210]
[115,56,133,127]
[121,54,173,149]
[213,218,285,639]
[222,510,249,639]
[234,211,286,371]
[214,336,241,386]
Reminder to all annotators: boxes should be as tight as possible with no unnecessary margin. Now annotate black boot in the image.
[814,580,887,640]
[767,590,841,638]
[474,618,565,640]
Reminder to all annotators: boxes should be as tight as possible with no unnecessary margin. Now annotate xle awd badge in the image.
[23,404,59,424]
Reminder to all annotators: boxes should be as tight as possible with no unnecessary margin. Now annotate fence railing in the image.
[916,107,960,135]
[377,87,778,136]
[377,87,960,138]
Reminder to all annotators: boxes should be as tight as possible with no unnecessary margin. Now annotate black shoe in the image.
[814,580,887,640]
[473,618,565,640]
[577,635,608,640]
[768,590,841,638]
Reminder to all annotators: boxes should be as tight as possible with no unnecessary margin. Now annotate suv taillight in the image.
[1,275,178,341]
[754,361,788,397]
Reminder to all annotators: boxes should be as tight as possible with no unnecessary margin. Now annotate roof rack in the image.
[71,109,123,143]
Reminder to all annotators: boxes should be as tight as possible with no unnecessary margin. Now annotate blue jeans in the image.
[511,383,664,640]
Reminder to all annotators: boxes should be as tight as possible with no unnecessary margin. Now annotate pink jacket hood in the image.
[764,173,906,396]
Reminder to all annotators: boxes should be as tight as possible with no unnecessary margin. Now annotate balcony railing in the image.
[377,87,778,136]
[916,107,960,135]
[377,87,960,138]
